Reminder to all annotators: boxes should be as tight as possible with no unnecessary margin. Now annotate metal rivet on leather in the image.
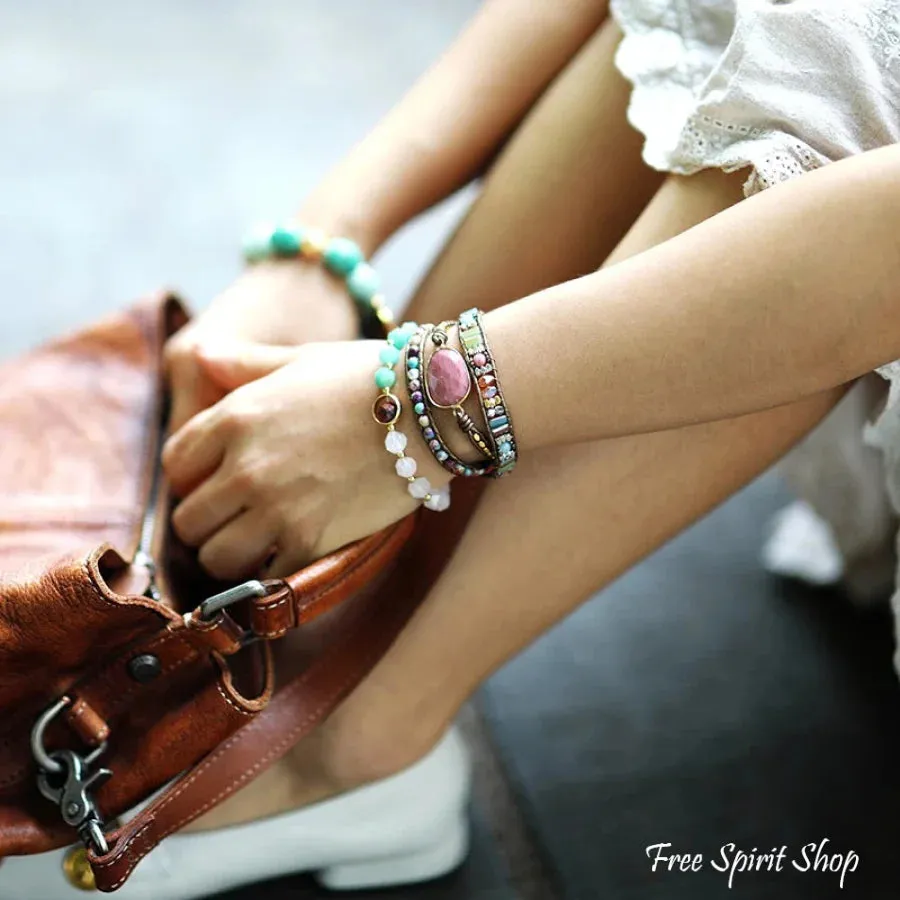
[63,846,97,891]
[127,654,162,684]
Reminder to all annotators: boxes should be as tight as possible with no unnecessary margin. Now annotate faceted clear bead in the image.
[384,430,407,454]
[395,456,417,478]
[425,487,451,511]
[408,477,432,500]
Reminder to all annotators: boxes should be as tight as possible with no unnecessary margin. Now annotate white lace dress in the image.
[610,0,900,672]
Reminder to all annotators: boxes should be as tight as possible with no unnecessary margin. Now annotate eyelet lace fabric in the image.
[611,0,900,675]
[611,0,900,195]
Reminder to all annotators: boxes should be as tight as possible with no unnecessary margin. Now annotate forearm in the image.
[300,0,609,254]
[488,145,900,449]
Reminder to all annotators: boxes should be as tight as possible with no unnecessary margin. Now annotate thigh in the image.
[407,18,664,324]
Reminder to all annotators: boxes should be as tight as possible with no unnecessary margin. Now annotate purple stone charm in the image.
[372,393,401,425]
[426,348,471,408]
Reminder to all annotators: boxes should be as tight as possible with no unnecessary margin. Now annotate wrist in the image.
[296,191,391,260]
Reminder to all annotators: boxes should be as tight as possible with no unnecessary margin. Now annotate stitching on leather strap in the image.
[256,593,290,611]
[95,597,398,879]
[214,681,256,717]
[101,820,155,891]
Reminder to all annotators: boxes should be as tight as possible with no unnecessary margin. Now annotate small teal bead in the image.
[270,225,303,256]
[388,328,412,350]
[401,321,417,333]
[346,262,380,302]
[408,357,420,369]
[242,224,275,262]
[379,345,401,367]
[323,237,365,277]
[414,402,425,415]
[374,367,396,389]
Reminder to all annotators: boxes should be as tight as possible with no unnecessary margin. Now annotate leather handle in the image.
[88,514,418,892]
[249,518,417,640]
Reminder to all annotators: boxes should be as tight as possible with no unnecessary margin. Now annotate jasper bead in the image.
[347,263,381,302]
[323,237,364,276]
[270,226,302,256]
[379,345,401,367]
[374,368,396,389]
[426,348,470,408]
[242,224,275,261]
[388,328,412,350]
[372,393,400,424]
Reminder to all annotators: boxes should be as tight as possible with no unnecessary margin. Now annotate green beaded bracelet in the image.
[242,222,392,339]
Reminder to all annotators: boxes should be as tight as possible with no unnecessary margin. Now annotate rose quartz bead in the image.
[427,348,470,407]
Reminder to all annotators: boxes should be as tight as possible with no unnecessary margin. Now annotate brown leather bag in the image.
[0,294,459,892]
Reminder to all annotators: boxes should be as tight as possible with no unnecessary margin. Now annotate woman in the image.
[9,1,900,897]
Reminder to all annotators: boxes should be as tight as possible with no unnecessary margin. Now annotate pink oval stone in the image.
[427,348,470,407]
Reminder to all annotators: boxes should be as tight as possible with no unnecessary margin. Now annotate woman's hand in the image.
[165,261,359,430]
[161,339,450,581]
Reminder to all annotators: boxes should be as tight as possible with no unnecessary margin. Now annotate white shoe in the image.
[761,500,845,586]
[0,727,471,899]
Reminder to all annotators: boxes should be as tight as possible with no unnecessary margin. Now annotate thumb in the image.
[196,341,305,390]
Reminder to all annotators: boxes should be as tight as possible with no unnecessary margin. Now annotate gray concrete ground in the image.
[5,4,900,900]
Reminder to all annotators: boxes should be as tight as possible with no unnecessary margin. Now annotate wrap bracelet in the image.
[242,223,390,339]
[405,325,494,479]
[372,323,451,512]
[458,308,518,477]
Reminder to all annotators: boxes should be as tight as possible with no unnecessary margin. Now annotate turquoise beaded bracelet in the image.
[371,322,451,513]
[242,223,392,338]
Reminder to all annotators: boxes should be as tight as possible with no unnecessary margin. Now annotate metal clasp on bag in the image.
[198,580,268,622]
[185,579,269,648]
[31,698,111,856]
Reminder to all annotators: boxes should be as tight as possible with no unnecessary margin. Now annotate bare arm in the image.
[301,0,611,252]
[492,145,900,449]
[164,148,900,574]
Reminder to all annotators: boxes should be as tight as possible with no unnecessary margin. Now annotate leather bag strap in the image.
[88,516,419,892]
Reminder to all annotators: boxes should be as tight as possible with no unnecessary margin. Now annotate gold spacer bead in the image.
[370,293,386,310]
[63,846,97,892]
[300,227,328,260]
[376,305,395,326]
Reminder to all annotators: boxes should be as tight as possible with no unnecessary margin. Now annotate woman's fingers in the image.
[162,406,229,498]
[198,507,280,581]
[165,333,227,432]
[197,342,305,391]
[170,463,247,547]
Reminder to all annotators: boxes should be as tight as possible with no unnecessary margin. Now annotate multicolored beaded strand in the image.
[405,325,493,479]
[427,322,494,459]
[457,308,518,477]
[372,323,451,512]
[243,223,391,338]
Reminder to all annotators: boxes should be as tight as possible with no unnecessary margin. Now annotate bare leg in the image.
[190,24,844,830]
